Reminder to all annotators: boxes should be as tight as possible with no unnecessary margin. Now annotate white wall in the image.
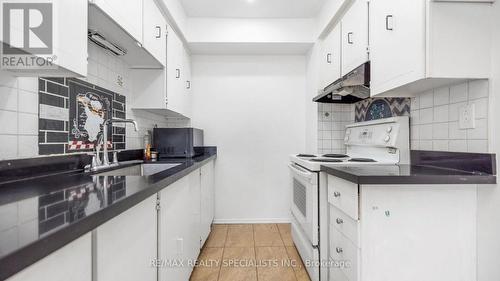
[304,44,320,153]
[477,2,500,280]
[190,55,307,223]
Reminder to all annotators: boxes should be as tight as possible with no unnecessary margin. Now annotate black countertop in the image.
[0,150,216,280]
[320,164,497,185]
[321,150,497,185]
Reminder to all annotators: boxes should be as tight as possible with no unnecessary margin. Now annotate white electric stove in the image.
[288,116,409,281]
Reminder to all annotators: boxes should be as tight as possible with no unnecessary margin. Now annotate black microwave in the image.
[153,128,204,158]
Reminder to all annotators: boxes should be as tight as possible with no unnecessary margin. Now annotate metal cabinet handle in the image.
[155,26,161,38]
[327,53,332,64]
[176,69,180,79]
[347,32,353,44]
[186,80,191,89]
[386,15,394,31]
[336,247,343,254]
[336,218,344,225]
[333,191,341,198]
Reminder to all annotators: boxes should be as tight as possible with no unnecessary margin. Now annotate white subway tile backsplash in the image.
[468,80,489,100]
[18,90,38,114]
[420,124,433,140]
[317,103,353,154]
[467,119,488,140]
[420,140,433,150]
[472,98,488,119]
[468,140,488,153]
[0,86,18,111]
[433,87,450,106]
[448,122,467,140]
[0,135,18,159]
[450,83,468,103]
[449,140,468,152]
[409,79,489,153]
[18,113,38,135]
[448,102,465,122]
[0,110,18,134]
[18,136,38,158]
[433,105,449,123]
[433,140,449,151]
[432,123,449,140]
[419,108,434,124]
[420,91,434,108]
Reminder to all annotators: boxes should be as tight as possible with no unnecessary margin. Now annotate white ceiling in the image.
[179,0,327,18]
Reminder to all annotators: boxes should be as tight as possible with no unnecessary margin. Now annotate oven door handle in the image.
[288,163,314,180]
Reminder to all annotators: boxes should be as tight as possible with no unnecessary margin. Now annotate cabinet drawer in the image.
[328,175,359,220]
[330,205,359,247]
[330,226,359,281]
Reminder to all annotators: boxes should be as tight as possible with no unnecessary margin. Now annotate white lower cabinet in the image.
[7,234,91,281]
[200,160,215,246]
[327,175,477,281]
[159,160,215,281]
[95,195,157,281]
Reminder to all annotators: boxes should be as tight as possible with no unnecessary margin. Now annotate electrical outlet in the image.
[459,104,475,129]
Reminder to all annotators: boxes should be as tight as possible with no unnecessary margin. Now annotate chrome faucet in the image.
[87,118,138,172]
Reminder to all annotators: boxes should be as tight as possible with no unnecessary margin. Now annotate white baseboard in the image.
[213,218,291,224]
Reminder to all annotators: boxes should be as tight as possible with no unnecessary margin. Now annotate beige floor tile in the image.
[219,247,257,281]
[277,223,294,247]
[205,224,228,248]
[219,267,258,281]
[256,247,297,281]
[225,225,254,247]
[286,246,311,281]
[190,248,223,281]
[254,224,285,247]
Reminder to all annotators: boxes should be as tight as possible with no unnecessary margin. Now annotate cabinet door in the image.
[182,48,192,118]
[200,160,215,246]
[369,0,426,96]
[320,24,342,89]
[188,169,201,255]
[92,0,143,42]
[1,0,87,77]
[143,0,166,66]
[95,195,157,281]
[159,175,195,281]
[341,0,369,75]
[166,26,186,116]
[6,234,91,281]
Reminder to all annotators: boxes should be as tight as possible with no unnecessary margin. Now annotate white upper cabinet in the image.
[91,0,143,43]
[130,25,192,118]
[320,23,342,90]
[143,0,166,66]
[0,0,88,77]
[370,0,492,97]
[341,0,369,75]
[166,26,190,116]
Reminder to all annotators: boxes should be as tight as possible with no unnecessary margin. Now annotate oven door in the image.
[288,163,319,245]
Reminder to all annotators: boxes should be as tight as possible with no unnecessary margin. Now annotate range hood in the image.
[313,62,370,104]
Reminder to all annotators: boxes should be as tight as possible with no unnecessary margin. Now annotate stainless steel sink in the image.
[95,163,181,176]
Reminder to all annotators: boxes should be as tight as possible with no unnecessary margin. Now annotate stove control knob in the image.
[386,126,393,133]
[384,135,391,143]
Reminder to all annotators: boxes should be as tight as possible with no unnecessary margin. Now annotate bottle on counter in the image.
[143,133,152,161]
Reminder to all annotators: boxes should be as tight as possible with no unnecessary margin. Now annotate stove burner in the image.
[322,154,349,158]
[310,158,344,163]
[297,154,316,158]
[349,158,377,162]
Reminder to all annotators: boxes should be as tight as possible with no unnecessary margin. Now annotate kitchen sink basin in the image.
[95,163,181,176]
